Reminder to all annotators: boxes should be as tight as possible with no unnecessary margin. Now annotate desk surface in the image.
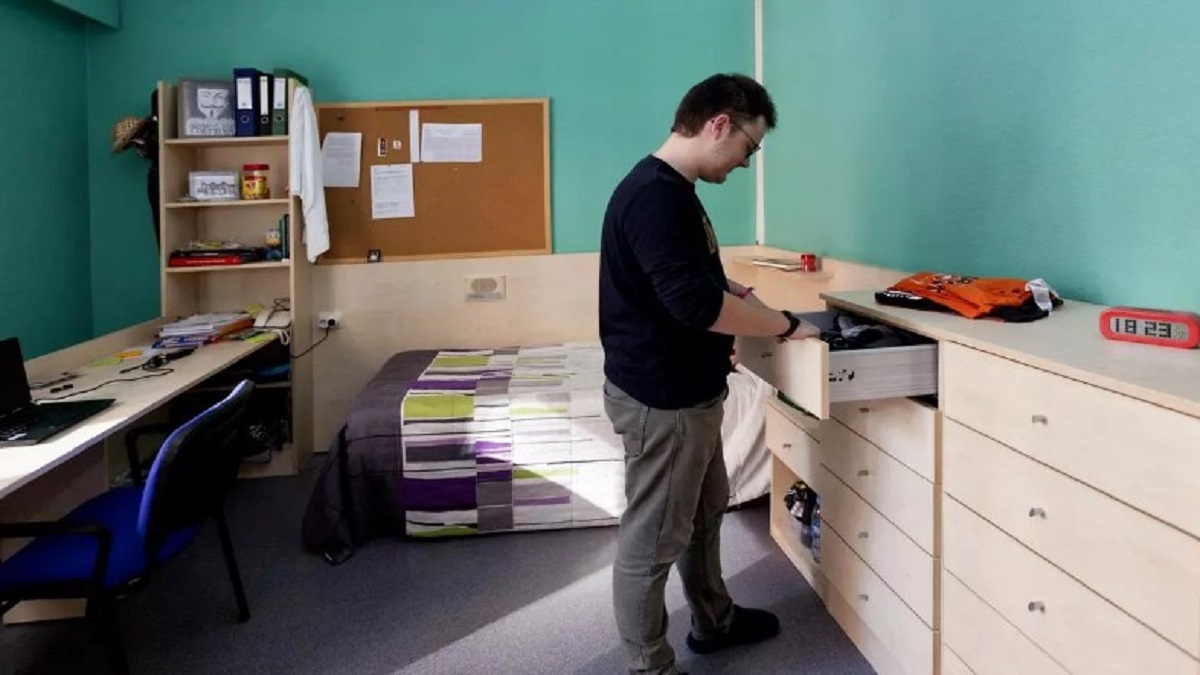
[823,290,1200,418]
[0,338,273,500]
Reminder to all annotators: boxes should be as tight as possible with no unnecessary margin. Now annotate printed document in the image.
[371,164,415,219]
[421,123,482,162]
[322,132,363,188]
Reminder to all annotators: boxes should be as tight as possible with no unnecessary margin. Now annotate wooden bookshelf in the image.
[157,78,314,479]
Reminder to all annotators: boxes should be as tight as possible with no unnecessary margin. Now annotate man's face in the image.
[698,114,765,184]
[197,87,230,118]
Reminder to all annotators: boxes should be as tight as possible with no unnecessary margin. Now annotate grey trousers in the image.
[603,380,735,675]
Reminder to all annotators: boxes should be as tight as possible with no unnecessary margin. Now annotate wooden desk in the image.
[0,317,275,623]
[1,324,274,500]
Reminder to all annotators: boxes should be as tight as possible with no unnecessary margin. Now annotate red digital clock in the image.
[1099,306,1200,349]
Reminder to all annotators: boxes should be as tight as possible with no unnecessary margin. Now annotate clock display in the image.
[1099,306,1200,349]
[1110,316,1188,342]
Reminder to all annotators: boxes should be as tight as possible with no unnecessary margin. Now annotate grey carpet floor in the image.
[0,466,873,675]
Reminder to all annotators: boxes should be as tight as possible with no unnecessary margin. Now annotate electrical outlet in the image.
[465,275,507,301]
[318,311,343,329]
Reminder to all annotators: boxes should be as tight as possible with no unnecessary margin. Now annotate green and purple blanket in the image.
[400,342,625,537]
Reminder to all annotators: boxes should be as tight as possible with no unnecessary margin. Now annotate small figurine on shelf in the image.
[265,229,283,261]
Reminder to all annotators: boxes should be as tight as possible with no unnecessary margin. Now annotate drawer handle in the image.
[1031,414,1049,425]
[857,469,870,477]
[760,351,774,359]
[858,594,869,602]
[1028,507,1047,518]
[782,443,793,449]
[1028,601,1046,613]
[857,531,870,539]
[858,407,871,414]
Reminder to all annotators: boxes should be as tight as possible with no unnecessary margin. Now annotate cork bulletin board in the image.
[315,98,550,263]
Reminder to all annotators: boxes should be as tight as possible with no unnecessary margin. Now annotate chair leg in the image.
[86,595,129,675]
[215,509,251,622]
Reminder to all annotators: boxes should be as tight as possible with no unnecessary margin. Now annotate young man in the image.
[599,73,819,675]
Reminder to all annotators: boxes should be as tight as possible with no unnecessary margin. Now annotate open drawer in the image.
[735,309,937,419]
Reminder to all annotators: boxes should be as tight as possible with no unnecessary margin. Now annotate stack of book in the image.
[168,247,268,267]
[155,313,254,349]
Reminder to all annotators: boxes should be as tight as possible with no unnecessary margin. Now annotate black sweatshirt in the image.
[599,155,733,410]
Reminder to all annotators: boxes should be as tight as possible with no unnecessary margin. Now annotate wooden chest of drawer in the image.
[943,496,1195,675]
[736,310,937,419]
[820,420,934,554]
[944,418,1200,657]
[942,341,1200,539]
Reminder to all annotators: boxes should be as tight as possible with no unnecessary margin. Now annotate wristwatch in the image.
[776,310,801,339]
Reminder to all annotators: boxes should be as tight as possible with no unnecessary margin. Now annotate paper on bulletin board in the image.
[322,132,363,188]
[421,123,482,162]
[371,164,415,219]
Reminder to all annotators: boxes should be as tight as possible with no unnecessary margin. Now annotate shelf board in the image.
[165,198,289,209]
[165,135,288,147]
[165,261,291,274]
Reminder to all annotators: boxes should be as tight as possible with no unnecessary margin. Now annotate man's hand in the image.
[782,318,821,341]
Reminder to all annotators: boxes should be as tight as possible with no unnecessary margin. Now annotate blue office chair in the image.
[0,379,257,675]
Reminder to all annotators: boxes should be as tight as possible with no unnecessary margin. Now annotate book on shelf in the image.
[168,247,268,267]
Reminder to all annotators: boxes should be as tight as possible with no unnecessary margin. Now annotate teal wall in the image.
[85,0,755,334]
[49,0,119,28]
[0,0,94,358]
[764,1,1200,312]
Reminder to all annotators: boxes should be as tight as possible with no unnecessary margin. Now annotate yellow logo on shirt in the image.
[701,214,717,254]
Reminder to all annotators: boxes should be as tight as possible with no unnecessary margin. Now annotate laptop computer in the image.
[0,337,115,446]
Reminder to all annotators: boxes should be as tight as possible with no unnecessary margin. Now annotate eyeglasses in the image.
[729,119,762,160]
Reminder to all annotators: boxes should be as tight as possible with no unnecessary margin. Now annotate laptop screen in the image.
[0,337,32,415]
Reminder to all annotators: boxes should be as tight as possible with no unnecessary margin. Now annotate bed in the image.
[301,341,772,564]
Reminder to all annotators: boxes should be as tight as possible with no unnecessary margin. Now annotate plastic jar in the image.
[241,164,271,200]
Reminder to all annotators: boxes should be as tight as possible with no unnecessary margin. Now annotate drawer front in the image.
[940,645,973,675]
[943,569,1068,675]
[830,397,938,483]
[821,421,935,554]
[821,524,934,675]
[816,465,935,626]
[943,342,1200,538]
[738,310,938,420]
[943,496,1196,675]
[765,401,823,489]
[944,418,1200,657]
[736,334,829,418]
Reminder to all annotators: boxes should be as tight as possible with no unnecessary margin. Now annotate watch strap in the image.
[776,311,801,339]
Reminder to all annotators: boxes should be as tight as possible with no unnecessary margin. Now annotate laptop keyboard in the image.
[0,410,35,440]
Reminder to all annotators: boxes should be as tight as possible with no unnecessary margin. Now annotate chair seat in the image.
[0,486,201,592]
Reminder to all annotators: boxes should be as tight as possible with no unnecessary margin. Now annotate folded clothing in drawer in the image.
[819,312,928,352]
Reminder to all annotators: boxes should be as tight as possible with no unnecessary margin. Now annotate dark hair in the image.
[671,73,777,136]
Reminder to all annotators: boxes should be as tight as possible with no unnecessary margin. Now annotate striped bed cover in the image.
[400,342,625,537]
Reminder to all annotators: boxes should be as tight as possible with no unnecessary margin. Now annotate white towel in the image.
[288,86,330,262]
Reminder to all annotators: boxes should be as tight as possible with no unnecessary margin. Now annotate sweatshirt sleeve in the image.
[623,183,726,330]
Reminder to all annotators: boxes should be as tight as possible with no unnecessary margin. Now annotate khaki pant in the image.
[603,380,735,675]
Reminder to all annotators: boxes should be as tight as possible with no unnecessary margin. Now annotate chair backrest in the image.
[137,380,256,555]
